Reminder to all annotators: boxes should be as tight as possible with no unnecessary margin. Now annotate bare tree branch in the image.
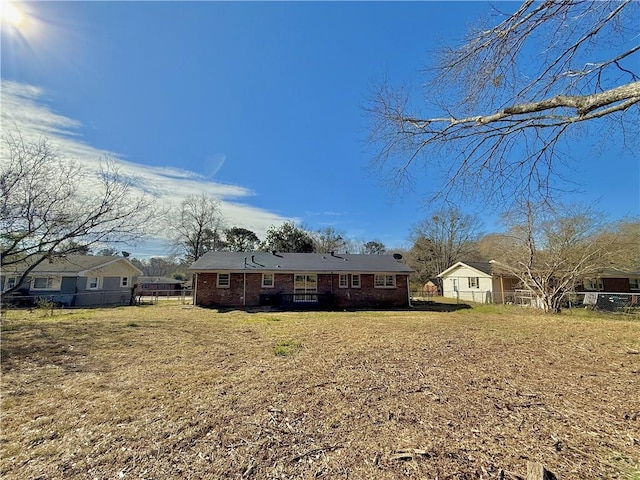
[368,0,640,205]
[1,131,155,295]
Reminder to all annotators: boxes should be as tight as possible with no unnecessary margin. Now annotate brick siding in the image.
[194,272,409,309]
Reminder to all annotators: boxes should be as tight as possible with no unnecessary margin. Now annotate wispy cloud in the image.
[305,211,348,217]
[0,79,294,255]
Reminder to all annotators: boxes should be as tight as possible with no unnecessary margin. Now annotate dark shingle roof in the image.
[189,252,413,273]
[3,255,139,275]
[463,261,493,276]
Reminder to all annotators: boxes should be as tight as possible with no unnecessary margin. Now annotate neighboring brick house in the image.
[576,270,640,293]
[189,251,413,309]
[1,255,142,307]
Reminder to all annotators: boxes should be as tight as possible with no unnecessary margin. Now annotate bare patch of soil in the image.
[1,305,639,479]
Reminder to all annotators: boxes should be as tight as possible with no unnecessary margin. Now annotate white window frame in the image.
[87,277,102,290]
[338,274,348,288]
[4,276,18,291]
[374,274,395,288]
[294,273,317,302]
[468,277,479,289]
[351,274,361,288]
[217,273,230,288]
[121,277,130,288]
[262,273,274,288]
[583,278,603,291]
[32,276,61,291]
[630,278,640,290]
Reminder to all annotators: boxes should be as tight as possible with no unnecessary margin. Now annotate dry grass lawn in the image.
[1,303,639,479]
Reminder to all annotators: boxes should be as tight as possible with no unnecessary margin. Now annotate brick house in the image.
[576,270,640,293]
[189,251,413,309]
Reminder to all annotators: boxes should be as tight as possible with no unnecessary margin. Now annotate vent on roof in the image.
[393,253,403,260]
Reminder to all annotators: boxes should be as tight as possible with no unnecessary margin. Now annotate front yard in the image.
[1,304,639,479]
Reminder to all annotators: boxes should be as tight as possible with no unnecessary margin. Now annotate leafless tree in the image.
[167,194,226,263]
[312,227,347,253]
[408,207,483,284]
[130,256,184,278]
[369,0,639,205]
[1,131,154,294]
[484,202,624,313]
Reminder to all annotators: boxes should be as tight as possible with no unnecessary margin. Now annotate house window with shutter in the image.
[468,277,479,289]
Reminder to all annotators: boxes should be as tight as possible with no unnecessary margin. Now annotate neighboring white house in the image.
[437,261,520,304]
[439,261,640,309]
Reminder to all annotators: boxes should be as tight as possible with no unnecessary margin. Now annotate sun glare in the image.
[1,1,27,30]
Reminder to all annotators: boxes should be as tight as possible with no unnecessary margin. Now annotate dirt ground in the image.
[1,304,639,479]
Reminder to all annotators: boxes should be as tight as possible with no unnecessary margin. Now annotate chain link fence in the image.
[568,292,640,313]
[2,289,194,309]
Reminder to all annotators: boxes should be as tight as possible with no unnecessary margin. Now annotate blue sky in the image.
[2,1,638,257]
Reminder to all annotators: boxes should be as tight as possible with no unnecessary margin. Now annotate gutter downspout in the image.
[407,275,413,307]
[243,257,247,307]
[193,273,198,306]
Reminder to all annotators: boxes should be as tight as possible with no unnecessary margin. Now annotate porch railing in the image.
[259,293,336,309]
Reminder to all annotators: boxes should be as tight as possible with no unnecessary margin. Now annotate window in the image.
[294,274,317,302]
[339,274,348,288]
[4,276,17,291]
[121,277,129,288]
[630,278,640,290]
[32,276,60,290]
[87,277,102,290]
[374,274,395,288]
[262,273,274,288]
[351,274,361,288]
[583,278,603,291]
[217,273,230,288]
[468,277,479,289]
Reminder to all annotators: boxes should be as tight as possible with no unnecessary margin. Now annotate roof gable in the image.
[189,252,413,273]
[437,261,493,278]
[3,255,143,276]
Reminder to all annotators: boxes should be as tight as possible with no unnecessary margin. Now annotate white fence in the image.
[137,289,193,305]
